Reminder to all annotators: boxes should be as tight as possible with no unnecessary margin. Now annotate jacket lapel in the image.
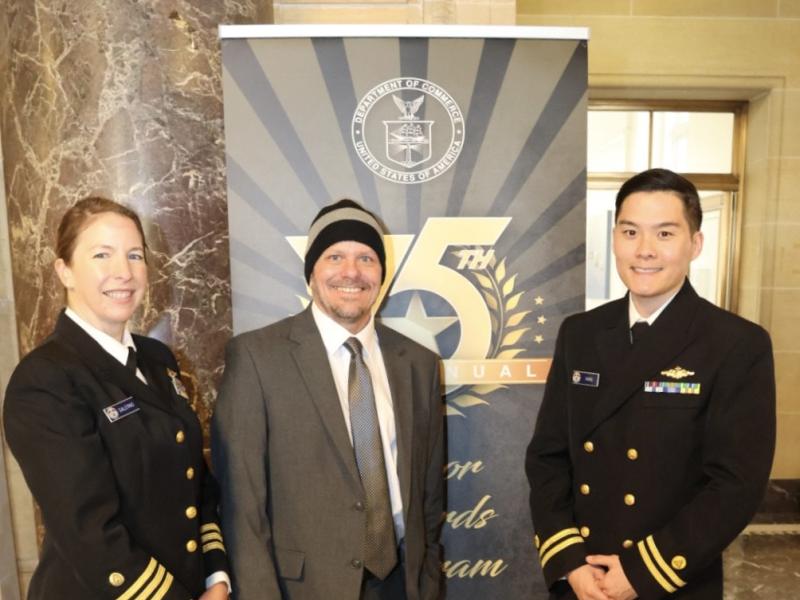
[137,352,180,409]
[584,281,702,438]
[53,312,172,412]
[377,324,413,522]
[289,309,362,489]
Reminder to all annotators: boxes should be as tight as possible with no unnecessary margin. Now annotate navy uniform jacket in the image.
[526,281,775,599]
[3,312,228,599]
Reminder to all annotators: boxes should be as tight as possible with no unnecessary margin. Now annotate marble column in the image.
[1,0,269,429]
[0,0,267,592]
[0,131,24,600]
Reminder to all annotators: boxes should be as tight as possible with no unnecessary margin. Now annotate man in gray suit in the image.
[212,199,444,600]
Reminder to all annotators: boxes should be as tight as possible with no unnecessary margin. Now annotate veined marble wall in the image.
[0,132,23,600]
[1,0,266,428]
[0,0,265,592]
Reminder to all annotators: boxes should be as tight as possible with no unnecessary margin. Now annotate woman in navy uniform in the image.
[4,198,229,599]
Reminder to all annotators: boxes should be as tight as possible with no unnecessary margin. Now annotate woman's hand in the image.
[198,582,229,600]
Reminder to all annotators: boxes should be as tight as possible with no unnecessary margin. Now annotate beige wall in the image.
[272,0,515,24]
[517,0,800,478]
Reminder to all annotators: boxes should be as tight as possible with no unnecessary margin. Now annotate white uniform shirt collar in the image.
[311,302,379,358]
[65,307,137,366]
[628,291,679,328]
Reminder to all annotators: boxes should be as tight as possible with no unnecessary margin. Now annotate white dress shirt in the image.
[65,308,146,383]
[628,291,679,328]
[311,302,406,543]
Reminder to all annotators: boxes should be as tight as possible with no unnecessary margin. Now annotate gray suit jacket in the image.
[211,308,444,600]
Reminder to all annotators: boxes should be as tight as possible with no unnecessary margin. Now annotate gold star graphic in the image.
[534,335,544,344]
[534,296,544,305]
[380,292,457,355]
[537,315,547,325]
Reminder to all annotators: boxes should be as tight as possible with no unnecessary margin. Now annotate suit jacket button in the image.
[186,540,198,553]
[175,430,185,444]
[580,526,590,538]
[185,506,197,519]
[624,494,636,506]
[534,534,540,549]
[622,539,634,549]
[185,467,195,480]
[671,555,687,570]
[583,441,594,453]
[354,501,365,511]
[351,559,363,569]
[627,448,638,460]
[580,484,590,495]
[108,572,125,587]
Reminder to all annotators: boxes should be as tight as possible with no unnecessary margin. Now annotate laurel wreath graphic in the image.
[446,252,531,418]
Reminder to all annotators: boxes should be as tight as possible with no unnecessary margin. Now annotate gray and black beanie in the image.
[304,199,386,283]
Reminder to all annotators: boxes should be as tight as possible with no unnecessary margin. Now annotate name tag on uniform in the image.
[644,381,701,395]
[572,370,600,387]
[103,396,139,423]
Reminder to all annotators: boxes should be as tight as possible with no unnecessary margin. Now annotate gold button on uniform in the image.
[108,572,125,587]
[583,441,594,453]
[185,467,195,480]
[627,448,639,460]
[580,484,591,495]
[175,430,185,443]
[624,494,636,506]
[185,506,197,519]
[622,539,634,549]
[534,535,540,549]
[186,540,197,552]
[671,555,687,570]
[580,526,590,538]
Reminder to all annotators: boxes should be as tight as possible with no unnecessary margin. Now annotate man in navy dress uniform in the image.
[526,168,776,600]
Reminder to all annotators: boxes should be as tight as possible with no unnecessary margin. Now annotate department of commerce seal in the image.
[351,77,465,184]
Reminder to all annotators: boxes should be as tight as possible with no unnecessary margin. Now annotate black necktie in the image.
[125,347,138,373]
[631,321,650,345]
[343,337,397,579]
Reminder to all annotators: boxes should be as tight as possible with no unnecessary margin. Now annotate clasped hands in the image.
[567,555,637,600]
[197,582,229,600]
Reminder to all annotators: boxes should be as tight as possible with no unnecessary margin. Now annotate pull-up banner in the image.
[220,24,588,598]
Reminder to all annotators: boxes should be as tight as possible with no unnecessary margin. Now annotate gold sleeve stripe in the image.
[637,541,677,593]
[538,528,581,558]
[540,536,584,568]
[203,541,227,553]
[115,558,158,600]
[646,535,687,588]
[201,531,224,543]
[134,564,167,600]
[150,572,174,600]
[201,523,221,534]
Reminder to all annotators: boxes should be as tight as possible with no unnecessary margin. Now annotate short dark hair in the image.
[615,168,702,233]
[57,197,147,264]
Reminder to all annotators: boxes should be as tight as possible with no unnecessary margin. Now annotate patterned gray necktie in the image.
[344,337,397,579]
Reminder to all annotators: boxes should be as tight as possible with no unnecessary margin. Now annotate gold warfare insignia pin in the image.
[167,368,189,399]
[661,366,695,380]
